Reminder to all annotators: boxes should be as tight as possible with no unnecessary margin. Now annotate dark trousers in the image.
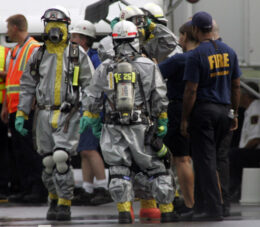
[190,102,231,215]
[9,112,46,195]
[217,131,233,208]
[0,104,10,194]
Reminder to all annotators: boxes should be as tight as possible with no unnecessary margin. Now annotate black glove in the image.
[151,137,172,169]
[162,149,172,169]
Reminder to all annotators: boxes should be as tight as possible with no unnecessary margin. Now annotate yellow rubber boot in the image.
[117,201,134,224]
[159,203,179,223]
[139,199,161,223]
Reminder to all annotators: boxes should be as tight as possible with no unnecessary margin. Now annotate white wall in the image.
[247,0,260,66]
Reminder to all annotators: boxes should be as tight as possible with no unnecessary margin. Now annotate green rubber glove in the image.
[157,118,168,138]
[146,18,152,28]
[79,116,89,134]
[15,116,28,136]
[79,113,102,136]
[92,118,102,139]
[145,18,156,32]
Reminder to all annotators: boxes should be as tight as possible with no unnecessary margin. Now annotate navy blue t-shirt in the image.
[184,40,241,104]
[159,52,190,100]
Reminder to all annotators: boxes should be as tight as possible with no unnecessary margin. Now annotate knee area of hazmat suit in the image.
[42,155,55,174]
[109,178,134,202]
[53,150,69,174]
[108,166,134,202]
[151,174,175,204]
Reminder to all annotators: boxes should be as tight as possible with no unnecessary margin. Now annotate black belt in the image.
[195,100,230,107]
[37,105,60,111]
[104,112,149,125]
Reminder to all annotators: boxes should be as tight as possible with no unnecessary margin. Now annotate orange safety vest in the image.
[5,37,40,113]
[0,46,9,104]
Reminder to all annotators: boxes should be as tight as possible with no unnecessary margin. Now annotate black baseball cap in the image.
[192,11,212,30]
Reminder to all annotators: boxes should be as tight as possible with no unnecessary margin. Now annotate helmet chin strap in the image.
[128,42,140,54]
[114,41,140,56]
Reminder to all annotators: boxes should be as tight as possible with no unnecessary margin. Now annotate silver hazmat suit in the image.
[98,24,178,64]
[18,42,94,200]
[84,56,174,204]
[142,23,179,63]
[97,35,115,62]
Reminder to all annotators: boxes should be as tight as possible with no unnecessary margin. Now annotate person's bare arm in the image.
[180,81,198,137]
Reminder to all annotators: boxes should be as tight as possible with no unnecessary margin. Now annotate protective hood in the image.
[97,36,115,61]
[114,38,140,56]
[44,22,68,53]
[44,22,68,107]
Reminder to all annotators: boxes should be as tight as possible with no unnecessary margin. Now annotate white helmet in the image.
[112,20,138,40]
[142,3,168,25]
[119,5,145,28]
[70,20,96,38]
[41,5,71,24]
[112,20,140,54]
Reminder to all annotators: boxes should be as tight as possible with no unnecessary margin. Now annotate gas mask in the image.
[42,22,68,46]
[43,27,63,44]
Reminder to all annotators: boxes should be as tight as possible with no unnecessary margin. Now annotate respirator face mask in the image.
[42,22,68,45]
[42,28,63,44]
[46,27,63,44]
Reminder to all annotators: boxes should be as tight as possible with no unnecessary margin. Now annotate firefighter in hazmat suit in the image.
[97,5,179,223]
[14,6,94,221]
[98,5,178,64]
[80,20,178,224]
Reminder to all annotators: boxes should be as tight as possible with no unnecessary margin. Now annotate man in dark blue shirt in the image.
[159,21,198,219]
[181,11,241,221]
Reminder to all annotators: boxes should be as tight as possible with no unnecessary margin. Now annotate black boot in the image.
[72,189,93,206]
[91,187,113,205]
[56,205,71,221]
[117,202,134,224]
[179,206,194,221]
[161,211,179,223]
[118,211,132,224]
[46,199,58,220]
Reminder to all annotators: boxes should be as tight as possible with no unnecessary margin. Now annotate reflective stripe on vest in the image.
[6,37,40,113]
[0,46,8,104]
[6,84,20,94]
[0,46,5,71]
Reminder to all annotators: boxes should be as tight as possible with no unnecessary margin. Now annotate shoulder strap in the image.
[30,45,45,79]
[68,43,80,88]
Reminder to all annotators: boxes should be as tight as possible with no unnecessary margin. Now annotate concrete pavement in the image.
[1,201,260,227]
